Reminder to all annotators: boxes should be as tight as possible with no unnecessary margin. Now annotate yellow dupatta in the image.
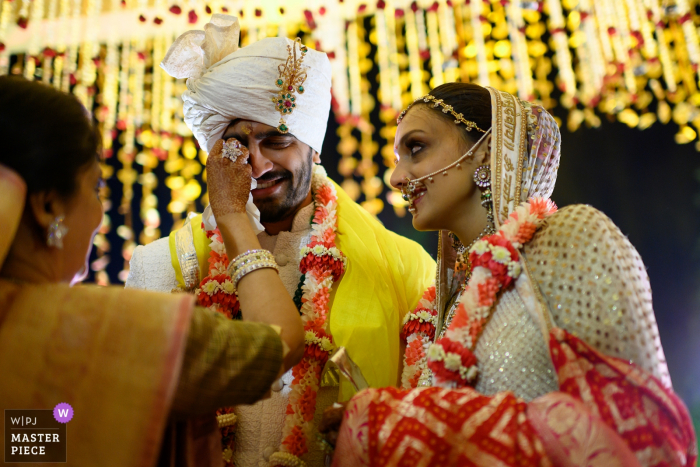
[170,177,435,400]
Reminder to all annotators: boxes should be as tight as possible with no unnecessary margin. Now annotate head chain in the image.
[396,94,488,133]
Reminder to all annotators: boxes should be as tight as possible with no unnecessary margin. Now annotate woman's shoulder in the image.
[523,202,646,314]
[522,203,670,385]
[524,203,638,266]
[530,203,619,240]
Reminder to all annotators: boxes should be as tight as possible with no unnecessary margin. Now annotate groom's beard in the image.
[254,148,314,224]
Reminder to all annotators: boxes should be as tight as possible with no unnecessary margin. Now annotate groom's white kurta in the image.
[126,203,337,466]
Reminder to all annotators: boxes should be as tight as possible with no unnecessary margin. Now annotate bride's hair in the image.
[0,76,100,198]
[427,83,492,143]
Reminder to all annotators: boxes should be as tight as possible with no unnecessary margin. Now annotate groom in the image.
[126,15,435,467]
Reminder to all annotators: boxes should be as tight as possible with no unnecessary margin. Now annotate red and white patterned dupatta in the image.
[332,89,697,467]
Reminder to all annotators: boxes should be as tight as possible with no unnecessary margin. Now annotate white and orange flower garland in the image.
[400,198,558,390]
[270,165,346,467]
[194,165,346,467]
[399,286,437,389]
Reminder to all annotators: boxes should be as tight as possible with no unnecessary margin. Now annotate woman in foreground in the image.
[325,83,696,466]
[0,76,304,467]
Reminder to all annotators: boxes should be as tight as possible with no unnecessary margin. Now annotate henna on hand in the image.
[319,401,349,447]
[206,138,252,217]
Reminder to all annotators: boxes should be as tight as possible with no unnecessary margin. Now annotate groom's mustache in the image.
[255,170,292,183]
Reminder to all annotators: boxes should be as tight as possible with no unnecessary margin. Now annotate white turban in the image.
[161,14,332,154]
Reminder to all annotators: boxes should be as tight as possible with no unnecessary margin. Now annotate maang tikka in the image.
[47,215,68,249]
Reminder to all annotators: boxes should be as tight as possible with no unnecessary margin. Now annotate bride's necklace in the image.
[401,198,558,390]
[440,226,495,339]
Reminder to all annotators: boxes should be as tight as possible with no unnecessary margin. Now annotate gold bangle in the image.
[233,259,279,289]
[227,249,275,276]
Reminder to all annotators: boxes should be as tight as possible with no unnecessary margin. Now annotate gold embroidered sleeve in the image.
[171,307,283,415]
[523,204,671,387]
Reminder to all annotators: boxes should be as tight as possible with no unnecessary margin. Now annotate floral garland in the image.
[270,165,346,467]
[399,286,437,389]
[194,228,242,465]
[400,198,557,390]
[194,165,346,467]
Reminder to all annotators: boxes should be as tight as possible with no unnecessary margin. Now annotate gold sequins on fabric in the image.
[523,204,671,387]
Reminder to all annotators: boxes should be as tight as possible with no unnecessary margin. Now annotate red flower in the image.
[528,197,557,219]
[315,185,334,205]
[292,358,313,380]
[401,316,436,340]
[514,221,537,245]
[470,234,519,287]
[477,278,500,307]
[428,338,477,384]
[404,336,426,366]
[304,343,331,363]
[321,227,336,244]
[282,425,307,457]
[187,9,198,23]
[299,386,318,421]
[305,318,326,334]
[422,285,436,303]
[168,4,181,14]
[448,303,469,329]
[299,252,344,281]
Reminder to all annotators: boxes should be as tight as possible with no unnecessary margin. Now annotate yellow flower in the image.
[202,281,218,294]
[491,246,511,263]
[471,240,490,255]
[443,352,462,371]
[305,330,317,344]
[222,280,235,294]
[321,337,334,351]
[427,344,446,361]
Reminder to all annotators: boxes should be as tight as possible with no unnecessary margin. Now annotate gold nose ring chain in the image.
[400,128,492,205]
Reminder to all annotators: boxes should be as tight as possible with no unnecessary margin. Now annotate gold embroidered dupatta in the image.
[435,87,561,335]
[333,89,696,467]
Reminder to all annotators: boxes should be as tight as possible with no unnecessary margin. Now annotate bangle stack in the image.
[226,249,279,289]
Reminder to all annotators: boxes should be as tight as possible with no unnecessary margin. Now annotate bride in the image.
[323,83,696,466]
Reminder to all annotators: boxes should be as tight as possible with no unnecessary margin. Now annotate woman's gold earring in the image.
[473,165,491,188]
[474,166,496,234]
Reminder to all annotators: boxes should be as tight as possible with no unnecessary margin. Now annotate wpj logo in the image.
[4,404,71,463]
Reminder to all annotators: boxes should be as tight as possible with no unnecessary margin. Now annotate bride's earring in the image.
[47,215,68,249]
[473,165,496,232]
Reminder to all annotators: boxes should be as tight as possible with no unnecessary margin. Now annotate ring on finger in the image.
[222,140,245,163]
